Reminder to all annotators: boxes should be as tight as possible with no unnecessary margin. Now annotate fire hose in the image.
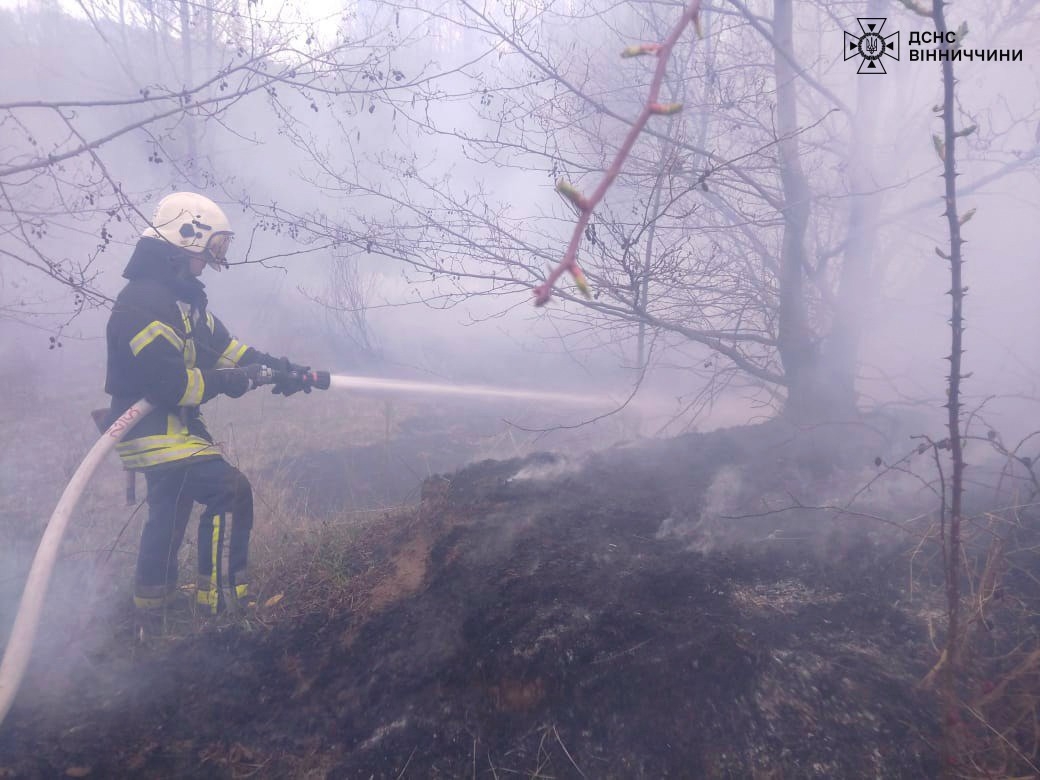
[0,367,596,725]
[0,367,327,725]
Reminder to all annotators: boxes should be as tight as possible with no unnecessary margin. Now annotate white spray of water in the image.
[328,374,607,406]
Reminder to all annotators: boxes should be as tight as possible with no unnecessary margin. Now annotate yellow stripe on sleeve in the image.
[177,368,204,406]
[215,339,250,368]
[129,321,184,356]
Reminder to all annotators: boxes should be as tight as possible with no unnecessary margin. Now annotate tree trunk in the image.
[934,0,967,770]
[773,0,817,420]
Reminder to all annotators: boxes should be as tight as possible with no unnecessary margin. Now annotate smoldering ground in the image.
[1,413,956,778]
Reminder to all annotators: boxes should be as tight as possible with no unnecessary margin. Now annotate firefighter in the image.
[105,191,311,614]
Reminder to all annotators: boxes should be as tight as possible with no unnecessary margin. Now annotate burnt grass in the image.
[1,420,939,778]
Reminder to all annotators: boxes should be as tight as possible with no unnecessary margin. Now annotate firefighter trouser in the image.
[134,457,253,613]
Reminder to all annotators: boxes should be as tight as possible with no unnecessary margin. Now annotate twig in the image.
[963,703,1040,777]
[103,498,148,564]
[552,725,587,779]
[533,2,703,306]
[395,745,417,779]
[592,639,651,665]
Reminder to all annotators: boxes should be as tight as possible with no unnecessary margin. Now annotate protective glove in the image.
[214,364,263,399]
[271,357,312,396]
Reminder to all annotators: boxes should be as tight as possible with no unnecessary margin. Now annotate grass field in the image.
[0,370,635,648]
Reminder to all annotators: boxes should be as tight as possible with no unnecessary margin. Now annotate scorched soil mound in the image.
[1,421,938,778]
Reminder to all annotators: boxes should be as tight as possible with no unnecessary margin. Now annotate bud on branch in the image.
[621,44,662,58]
[571,265,591,298]
[556,179,590,211]
[648,102,684,116]
[932,134,946,162]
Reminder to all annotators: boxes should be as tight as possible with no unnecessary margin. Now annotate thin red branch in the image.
[533,1,702,307]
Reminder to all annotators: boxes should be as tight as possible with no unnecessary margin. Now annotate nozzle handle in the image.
[257,367,330,392]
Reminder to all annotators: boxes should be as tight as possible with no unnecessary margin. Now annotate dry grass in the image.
[1,373,617,637]
[0,380,416,644]
[0,363,645,728]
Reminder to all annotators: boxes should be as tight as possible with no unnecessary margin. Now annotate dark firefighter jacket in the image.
[105,237,277,470]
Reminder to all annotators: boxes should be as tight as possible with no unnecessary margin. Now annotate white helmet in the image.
[142,191,234,271]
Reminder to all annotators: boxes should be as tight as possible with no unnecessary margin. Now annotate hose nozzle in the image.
[303,370,331,390]
[254,367,330,392]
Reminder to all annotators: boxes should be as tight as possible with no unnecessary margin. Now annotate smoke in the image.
[508,456,583,484]
[655,465,744,551]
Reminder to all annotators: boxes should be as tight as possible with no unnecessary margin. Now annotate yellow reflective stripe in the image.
[177,302,193,331]
[134,585,179,610]
[117,445,222,470]
[178,368,204,406]
[196,575,215,608]
[196,589,218,608]
[235,584,249,600]
[211,515,221,615]
[130,321,183,356]
[215,339,249,368]
[116,433,216,454]
[115,435,221,469]
[166,413,183,436]
[118,448,221,470]
[175,302,197,368]
[205,311,215,332]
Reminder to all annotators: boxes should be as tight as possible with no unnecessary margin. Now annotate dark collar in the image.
[123,237,208,310]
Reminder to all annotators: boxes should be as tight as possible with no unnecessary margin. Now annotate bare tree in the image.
[248,0,1040,423]
[18,0,1029,417]
[0,0,444,330]
[239,1,841,417]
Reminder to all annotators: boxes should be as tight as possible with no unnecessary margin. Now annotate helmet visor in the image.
[204,232,233,272]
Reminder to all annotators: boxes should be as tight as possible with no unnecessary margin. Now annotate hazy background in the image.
[1,0,1039,538]
[2,2,1038,427]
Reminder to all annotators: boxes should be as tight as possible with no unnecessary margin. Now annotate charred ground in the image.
[1,419,941,778]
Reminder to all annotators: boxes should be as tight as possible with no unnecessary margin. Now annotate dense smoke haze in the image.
[1,0,1036,427]
[2,0,1040,776]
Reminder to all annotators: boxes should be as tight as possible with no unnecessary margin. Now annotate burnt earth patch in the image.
[1,424,937,778]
